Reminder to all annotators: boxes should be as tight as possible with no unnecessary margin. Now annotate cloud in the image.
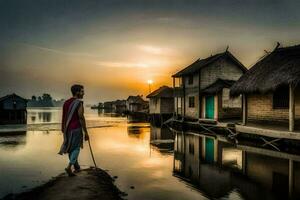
[19,42,102,59]
[96,61,149,68]
[137,44,175,56]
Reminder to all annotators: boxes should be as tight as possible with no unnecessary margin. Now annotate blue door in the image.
[205,137,214,163]
[205,96,214,119]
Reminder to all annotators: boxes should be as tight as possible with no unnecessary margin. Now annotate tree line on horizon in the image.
[27,93,65,107]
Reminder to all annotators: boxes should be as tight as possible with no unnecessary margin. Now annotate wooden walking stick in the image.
[88,138,98,169]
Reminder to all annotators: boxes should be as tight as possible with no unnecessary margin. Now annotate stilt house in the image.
[230,44,300,132]
[126,95,149,113]
[172,50,247,121]
[147,86,174,125]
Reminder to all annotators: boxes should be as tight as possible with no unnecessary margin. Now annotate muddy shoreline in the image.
[2,167,127,200]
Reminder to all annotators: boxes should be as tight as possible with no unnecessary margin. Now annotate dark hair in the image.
[71,84,84,96]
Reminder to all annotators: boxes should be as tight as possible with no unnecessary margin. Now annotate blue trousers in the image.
[68,146,80,165]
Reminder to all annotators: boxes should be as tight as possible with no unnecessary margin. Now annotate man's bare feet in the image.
[65,168,76,177]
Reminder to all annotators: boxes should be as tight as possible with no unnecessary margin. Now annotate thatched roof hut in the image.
[230,44,300,96]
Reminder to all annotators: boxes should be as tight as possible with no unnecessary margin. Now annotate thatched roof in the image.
[201,79,236,95]
[146,86,173,98]
[172,51,247,77]
[230,44,300,96]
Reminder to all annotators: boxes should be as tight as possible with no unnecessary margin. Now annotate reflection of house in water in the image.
[150,125,174,152]
[31,115,36,123]
[0,94,27,124]
[127,124,149,138]
[127,114,148,123]
[173,131,300,199]
[38,112,52,122]
[0,131,27,148]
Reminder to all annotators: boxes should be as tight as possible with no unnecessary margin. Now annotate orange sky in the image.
[1,0,300,104]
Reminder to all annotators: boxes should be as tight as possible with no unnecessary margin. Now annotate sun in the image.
[147,80,153,84]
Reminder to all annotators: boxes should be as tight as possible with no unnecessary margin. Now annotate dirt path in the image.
[3,168,126,200]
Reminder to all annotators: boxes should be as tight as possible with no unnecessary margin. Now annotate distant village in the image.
[91,95,148,115]
[1,43,300,145]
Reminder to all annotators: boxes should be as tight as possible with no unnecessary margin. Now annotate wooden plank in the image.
[236,125,300,140]
[237,145,300,161]
[198,118,217,124]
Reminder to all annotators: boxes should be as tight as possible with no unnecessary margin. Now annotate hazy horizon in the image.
[1,0,300,104]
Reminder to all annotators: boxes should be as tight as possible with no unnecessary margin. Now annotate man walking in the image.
[59,84,89,176]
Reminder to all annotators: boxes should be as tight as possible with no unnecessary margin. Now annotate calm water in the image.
[0,108,299,199]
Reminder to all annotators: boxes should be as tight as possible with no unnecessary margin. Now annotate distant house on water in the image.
[103,101,114,113]
[230,43,300,132]
[147,86,174,125]
[0,93,27,124]
[112,100,127,114]
[126,95,149,113]
[172,50,247,121]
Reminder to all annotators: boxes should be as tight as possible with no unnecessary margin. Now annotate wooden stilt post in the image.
[242,94,247,125]
[176,79,179,116]
[173,77,176,117]
[198,70,201,119]
[289,159,294,198]
[183,77,186,118]
[214,139,218,162]
[289,84,295,132]
[242,151,247,175]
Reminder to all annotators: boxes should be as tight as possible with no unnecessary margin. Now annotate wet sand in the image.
[2,167,126,200]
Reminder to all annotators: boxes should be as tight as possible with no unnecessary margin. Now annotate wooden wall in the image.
[149,97,174,114]
[182,57,244,120]
[247,93,300,122]
[200,57,244,89]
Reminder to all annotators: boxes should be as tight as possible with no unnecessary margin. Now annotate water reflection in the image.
[98,108,123,118]
[27,108,61,124]
[127,124,149,139]
[0,131,26,149]
[173,131,300,199]
[127,115,148,123]
[3,108,300,200]
[38,112,52,122]
[150,125,174,154]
